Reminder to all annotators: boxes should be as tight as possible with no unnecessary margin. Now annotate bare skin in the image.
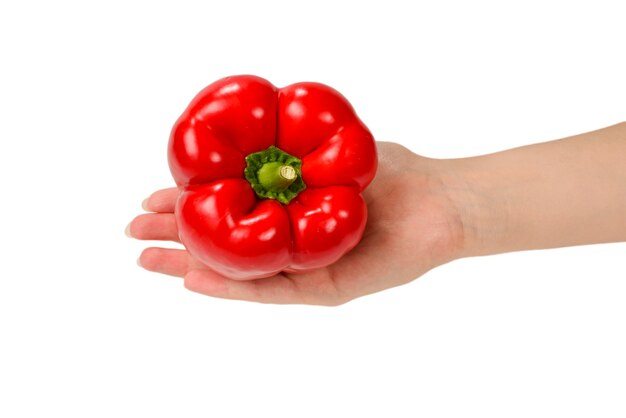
[449,122,626,255]
[127,123,626,305]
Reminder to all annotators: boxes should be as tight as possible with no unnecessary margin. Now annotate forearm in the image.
[446,122,626,257]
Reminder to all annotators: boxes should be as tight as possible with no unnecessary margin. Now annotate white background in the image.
[1,1,624,417]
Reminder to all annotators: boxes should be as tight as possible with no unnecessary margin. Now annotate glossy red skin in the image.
[169,75,377,280]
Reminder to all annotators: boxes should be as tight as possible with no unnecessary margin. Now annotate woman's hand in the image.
[127,142,466,305]
[128,122,626,305]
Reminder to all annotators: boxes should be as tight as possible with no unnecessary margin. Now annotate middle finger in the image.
[128,213,179,242]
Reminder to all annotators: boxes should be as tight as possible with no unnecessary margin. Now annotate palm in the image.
[130,142,463,305]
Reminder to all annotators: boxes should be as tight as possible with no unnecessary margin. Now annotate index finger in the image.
[143,187,179,213]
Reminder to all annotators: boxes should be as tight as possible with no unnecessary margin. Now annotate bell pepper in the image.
[168,75,377,279]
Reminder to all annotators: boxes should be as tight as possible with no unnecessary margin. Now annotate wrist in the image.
[434,155,510,258]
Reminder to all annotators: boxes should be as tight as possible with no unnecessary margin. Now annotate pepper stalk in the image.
[244,146,306,204]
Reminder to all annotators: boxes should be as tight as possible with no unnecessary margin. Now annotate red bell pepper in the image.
[168,75,377,279]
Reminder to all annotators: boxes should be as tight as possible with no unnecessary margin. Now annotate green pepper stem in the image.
[257,162,297,191]
[244,145,306,205]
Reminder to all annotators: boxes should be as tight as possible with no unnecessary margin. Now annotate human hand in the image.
[127,142,466,305]
[129,122,626,304]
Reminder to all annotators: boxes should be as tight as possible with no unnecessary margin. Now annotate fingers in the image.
[138,249,348,305]
[143,188,179,213]
[139,248,317,303]
[139,247,196,277]
[184,270,307,304]
[132,187,354,306]
[128,213,179,242]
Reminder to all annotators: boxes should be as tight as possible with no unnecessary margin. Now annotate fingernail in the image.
[137,256,143,267]
[125,223,133,237]
[141,197,150,211]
